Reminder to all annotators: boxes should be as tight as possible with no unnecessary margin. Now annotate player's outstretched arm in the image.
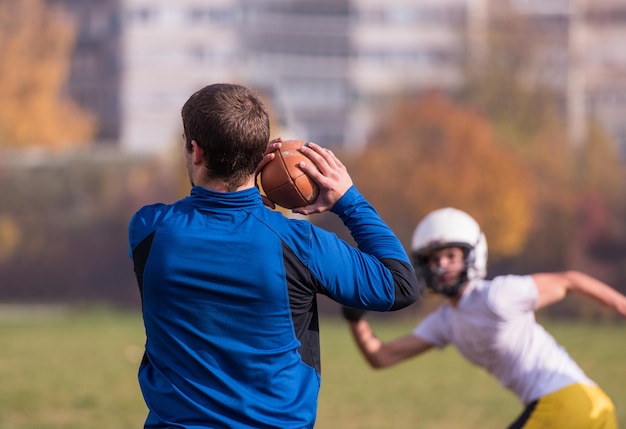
[533,271,626,317]
[342,308,433,369]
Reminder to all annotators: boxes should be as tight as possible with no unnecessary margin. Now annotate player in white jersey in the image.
[343,207,626,429]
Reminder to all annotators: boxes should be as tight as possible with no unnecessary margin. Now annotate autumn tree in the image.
[0,0,95,151]
[347,91,534,263]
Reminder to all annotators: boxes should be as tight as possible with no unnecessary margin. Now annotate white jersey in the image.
[413,275,595,404]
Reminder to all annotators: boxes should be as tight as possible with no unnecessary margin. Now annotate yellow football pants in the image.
[514,383,617,429]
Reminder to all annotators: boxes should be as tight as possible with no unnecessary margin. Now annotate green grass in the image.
[0,306,147,429]
[0,306,623,428]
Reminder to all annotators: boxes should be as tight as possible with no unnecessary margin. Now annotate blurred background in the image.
[2,1,626,428]
[1,0,626,320]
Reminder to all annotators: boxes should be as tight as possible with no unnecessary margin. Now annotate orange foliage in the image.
[350,92,534,259]
[0,0,95,150]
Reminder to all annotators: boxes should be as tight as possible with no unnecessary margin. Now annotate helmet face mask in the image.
[413,245,471,297]
[411,208,487,297]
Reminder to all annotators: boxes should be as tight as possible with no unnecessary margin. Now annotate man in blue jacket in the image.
[128,83,420,429]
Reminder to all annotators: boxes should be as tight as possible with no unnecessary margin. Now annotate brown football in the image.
[260,140,319,209]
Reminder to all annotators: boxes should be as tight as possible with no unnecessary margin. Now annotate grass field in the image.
[0,306,623,428]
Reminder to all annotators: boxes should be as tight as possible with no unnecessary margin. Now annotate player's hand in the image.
[292,142,353,215]
[341,306,366,322]
[256,137,283,209]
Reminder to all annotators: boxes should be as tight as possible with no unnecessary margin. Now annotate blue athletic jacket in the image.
[128,185,419,429]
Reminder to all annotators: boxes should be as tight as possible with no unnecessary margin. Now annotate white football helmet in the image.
[410,208,487,296]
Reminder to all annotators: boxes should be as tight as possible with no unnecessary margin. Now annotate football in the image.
[260,140,320,209]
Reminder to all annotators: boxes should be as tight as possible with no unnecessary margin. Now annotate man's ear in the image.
[191,140,204,165]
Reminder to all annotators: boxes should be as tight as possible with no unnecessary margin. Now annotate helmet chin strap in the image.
[429,267,469,297]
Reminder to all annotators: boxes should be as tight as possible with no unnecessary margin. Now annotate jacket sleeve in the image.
[321,186,421,311]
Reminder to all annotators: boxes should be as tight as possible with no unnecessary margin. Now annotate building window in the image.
[188,7,212,23]
[356,5,465,25]
[126,7,157,24]
[187,7,236,24]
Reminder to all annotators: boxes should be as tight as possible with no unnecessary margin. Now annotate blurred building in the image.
[580,0,626,156]
[240,0,352,146]
[56,0,626,157]
[506,0,626,154]
[51,0,122,146]
[120,0,241,152]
